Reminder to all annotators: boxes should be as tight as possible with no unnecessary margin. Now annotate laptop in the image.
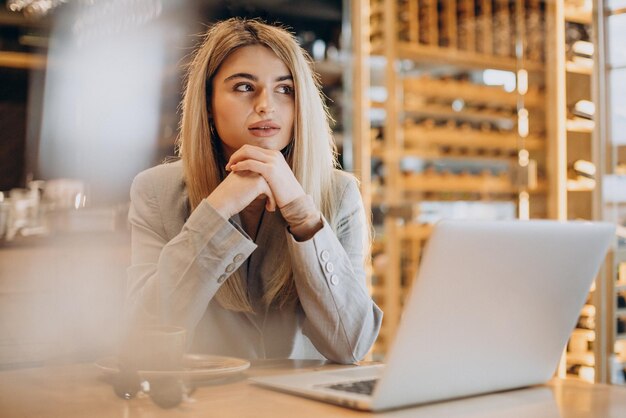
[250,220,615,411]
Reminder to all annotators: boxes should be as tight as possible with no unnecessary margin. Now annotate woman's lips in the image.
[248,127,281,137]
[248,121,281,137]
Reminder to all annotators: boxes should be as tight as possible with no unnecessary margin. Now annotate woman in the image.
[126,18,382,364]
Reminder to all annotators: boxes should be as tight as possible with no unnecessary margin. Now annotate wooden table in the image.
[1,359,626,417]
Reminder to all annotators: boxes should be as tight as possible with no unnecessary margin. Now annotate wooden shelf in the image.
[403,103,515,124]
[403,125,544,152]
[0,51,46,69]
[402,172,521,195]
[608,7,626,16]
[389,43,544,73]
[403,78,544,108]
[398,224,432,240]
[361,0,552,358]
[372,148,518,163]
[559,0,599,382]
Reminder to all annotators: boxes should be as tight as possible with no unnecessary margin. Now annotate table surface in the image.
[1,359,626,417]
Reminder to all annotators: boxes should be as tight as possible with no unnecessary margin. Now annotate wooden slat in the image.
[403,125,545,152]
[466,0,476,52]
[515,0,525,61]
[526,0,544,62]
[402,76,544,108]
[428,0,438,46]
[353,0,371,198]
[380,0,402,356]
[403,171,514,193]
[403,102,516,123]
[398,223,433,239]
[396,42,544,72]
[402,171,548,195]
[0,51,46,69]
[373,147,519,161]
[445,0,457,49]
[370,0,384,47]
[564,6,592,24]
[480,0,493,55]
[408,0,419,43]
[494,0,511,57]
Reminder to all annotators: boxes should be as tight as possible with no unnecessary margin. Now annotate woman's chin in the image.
[223,137,290,153]
[243,139,288,151]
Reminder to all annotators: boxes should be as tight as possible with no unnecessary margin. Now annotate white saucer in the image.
[95,354,250,380]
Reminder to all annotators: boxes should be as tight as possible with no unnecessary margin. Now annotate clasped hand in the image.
[205,144,305,219]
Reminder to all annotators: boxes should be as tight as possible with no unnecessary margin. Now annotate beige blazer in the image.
[126,160,382,363]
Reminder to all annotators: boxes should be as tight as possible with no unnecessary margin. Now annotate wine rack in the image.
[363,0,550,357]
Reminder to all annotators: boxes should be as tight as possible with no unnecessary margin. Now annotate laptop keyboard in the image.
[325,378,379,396]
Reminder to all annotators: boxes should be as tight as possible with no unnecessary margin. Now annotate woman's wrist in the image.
[280,195,323,241]
[287,217,323,241]
[205,195,233,219]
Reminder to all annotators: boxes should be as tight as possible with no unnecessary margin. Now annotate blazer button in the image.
[217,274,227,284]
[325,262,334,273]
[234,253,245,263]
[330,275,339,286]
[225,263,236,273]
[320,250,330,262]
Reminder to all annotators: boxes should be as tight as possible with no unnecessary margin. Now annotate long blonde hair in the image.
[178,18,338,312]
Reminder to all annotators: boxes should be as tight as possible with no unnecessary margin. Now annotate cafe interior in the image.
[1,0,626,416]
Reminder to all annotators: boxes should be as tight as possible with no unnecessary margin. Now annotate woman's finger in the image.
[264,192,276,212]
[255,176,276,212]
[229,159,271,177]
[226,145,276,170]
[229,148,305,209]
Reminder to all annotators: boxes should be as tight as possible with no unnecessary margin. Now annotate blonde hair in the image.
[177,18,338,312]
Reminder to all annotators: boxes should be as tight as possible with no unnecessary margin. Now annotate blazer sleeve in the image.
[285,176,383,364]
[125,170,257,334]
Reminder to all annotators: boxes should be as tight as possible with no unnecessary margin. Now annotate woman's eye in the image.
[277,85,294,95]
[234,83,253,92]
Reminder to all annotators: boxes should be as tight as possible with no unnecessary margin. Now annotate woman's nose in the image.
[254,89,275,115]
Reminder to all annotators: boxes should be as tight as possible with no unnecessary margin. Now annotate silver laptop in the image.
[251,220,615,411]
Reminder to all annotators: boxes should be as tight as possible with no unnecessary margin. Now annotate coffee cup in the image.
[120,325,186,372]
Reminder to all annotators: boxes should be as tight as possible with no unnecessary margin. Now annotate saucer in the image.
[95,354,250,380]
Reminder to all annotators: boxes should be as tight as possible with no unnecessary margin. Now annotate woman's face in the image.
[211,45,295,158]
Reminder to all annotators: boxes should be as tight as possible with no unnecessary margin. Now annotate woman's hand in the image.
[226,144,305,208]
[205,170,277,219]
